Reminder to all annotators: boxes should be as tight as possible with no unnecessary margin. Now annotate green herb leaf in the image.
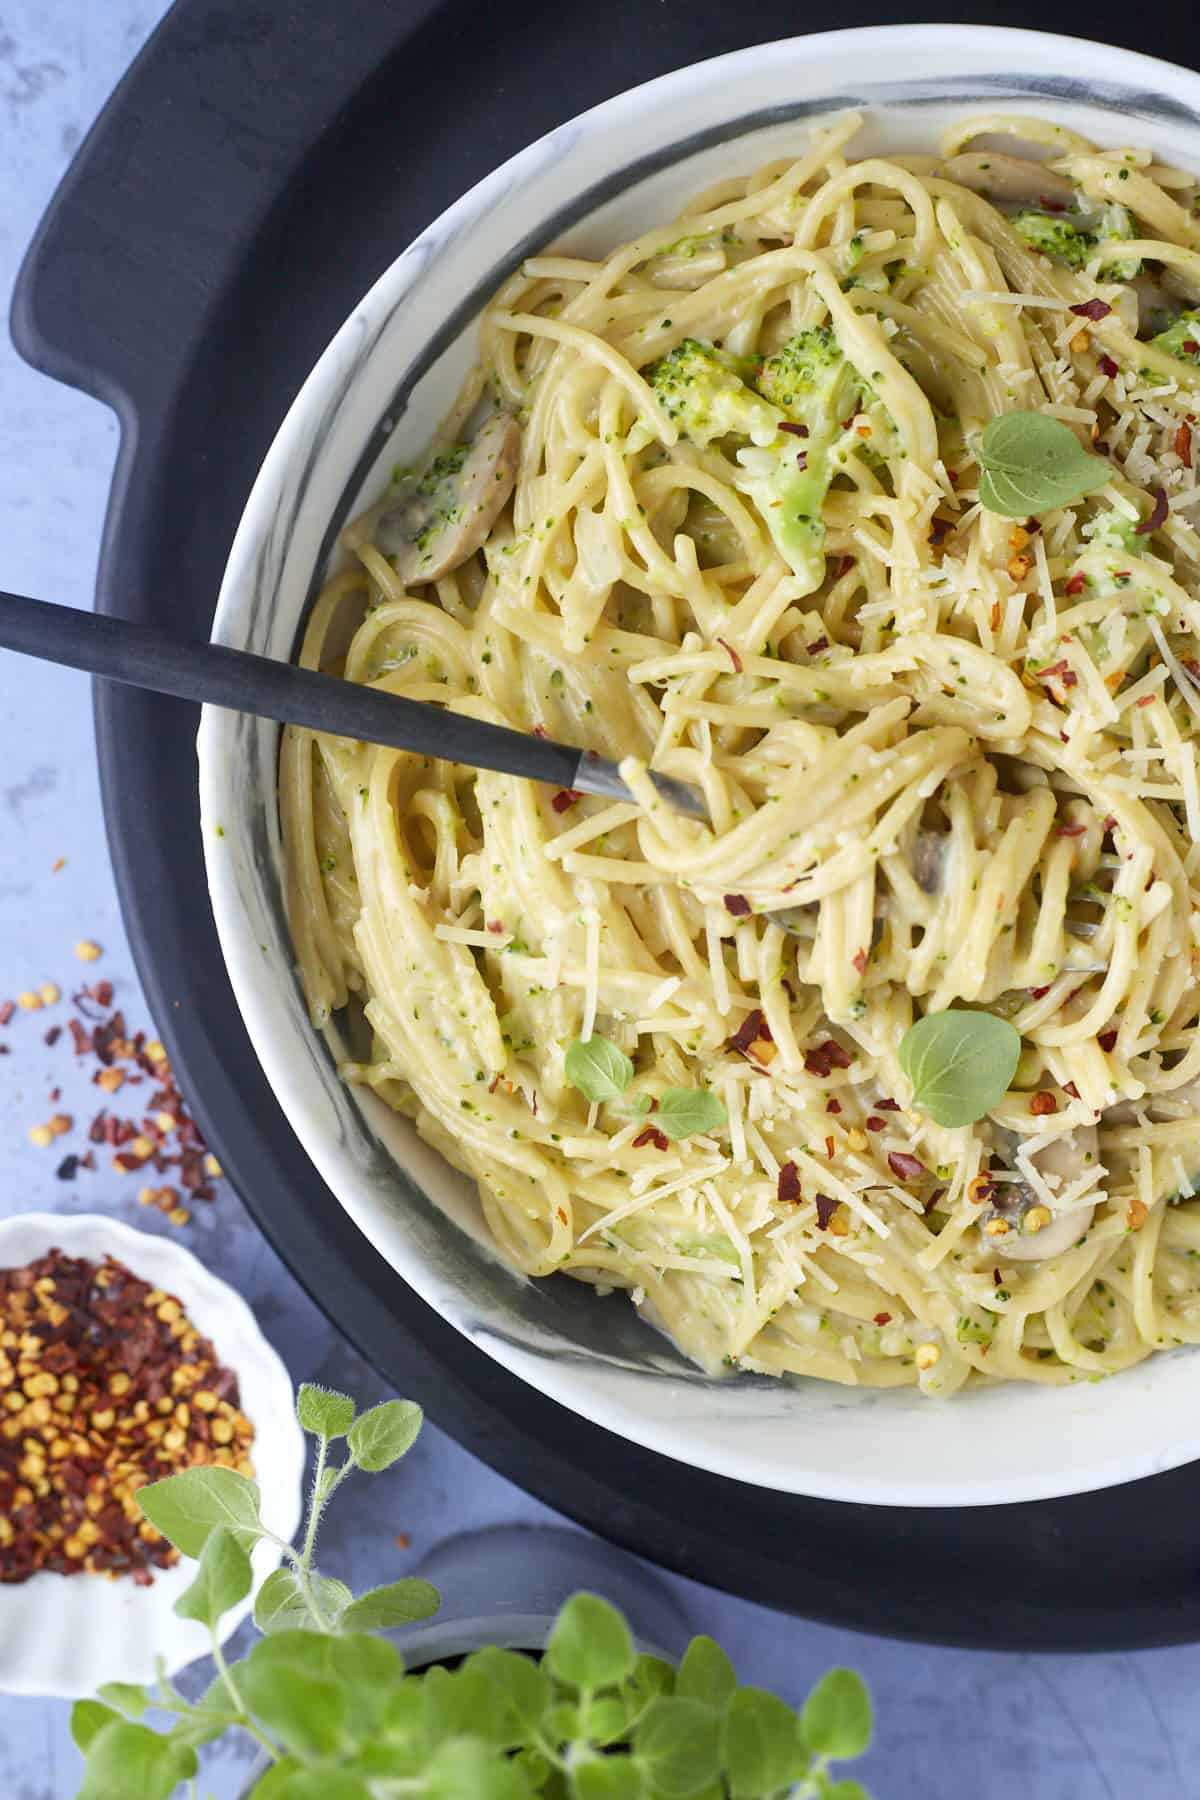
[296,1383,356,1439]
[801,1668,873,1762]
[71,1701,121,1753]
[246,1759,306,1798]
[95,1683,149,1722]
[580,1695,631,1743]
[677,1636,737,1710]
[76,1721,196,1800]
[547,1592,636,1689]
[420,1739,533,1800]
[898,1009,1020,1127]
[470,1646,550,1730]
[329,1634,408,1743]
[424,1664,521,1748]
[825,1782,872,1800]
[626,1653,676,1705]
[655,1089,727,1141]
[173,1524,252,1629]
[254,1566,354,1634]
[340,1578,440,1631]
[572,1758,647,1800]
[136,1465,263,1558]
[635,1696,721,1795]
[565,1034,634,1103]
[722,1688,804,1799]
[239,1634,349,1759]
[977,410,1109,518]
[346,1398,423,1471]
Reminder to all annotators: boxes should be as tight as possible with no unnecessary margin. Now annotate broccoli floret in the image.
[648,338,780,447]
[735,328,862,592]
[1093,202,1140,280]
[1150,308,1200,365]
[1082,507,1143,555]
[648,330,863,595]
[1013,211,1092,270]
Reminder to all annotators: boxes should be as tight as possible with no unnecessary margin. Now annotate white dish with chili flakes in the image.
[0,1213,303,1697]
[201,27,1200,1505]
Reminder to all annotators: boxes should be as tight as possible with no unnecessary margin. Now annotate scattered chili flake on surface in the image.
[777,1162,801,1204]
[1057,821,1087,838]
[1184,340,1200,355]
[1064,571,1086,597]
[814,1194,839,1231]
[0,1248,254,1586]
[825,1097,842,1114]
[728,1010,771,1057]
[805,636,829,656]
[924,1187,946,1215]
[632,1126,669,1152]
[888,1151,926,1182]
[1098,354,1119,379]
[865,1116,885,1132]
[1134,487,1168,536]
[804,1039,852,1078]
[1069,299,1112,321]
[780,421,809,437]
[716,637,743,673]
[825,1135,836,1160]
[873,1312,892,1326]
[723,894,752,918]
[1030,1090,1058,1116]
[876,1097,901,1111]
[1029,985,1051,1000]
[1176,422,1193,469]
[395,1532,411,1551]
[851,947,868,975]
[1098,1028,1118,1052]
[0,1002,12,1028]
[550,789,580,814]
[43,1026,61,1047]
[1063,1081,1081,1099]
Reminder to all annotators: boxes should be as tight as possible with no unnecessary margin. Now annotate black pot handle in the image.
[10,0,440,414]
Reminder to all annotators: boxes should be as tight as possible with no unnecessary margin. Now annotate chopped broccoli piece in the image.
[1150,308,1200,365]
[1013,211,1092,270]
[1093,202,1140,280]
[1082,507,1143,555]
[648,338,779,446]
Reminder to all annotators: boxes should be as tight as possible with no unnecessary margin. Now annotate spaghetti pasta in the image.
[280,112,1200,1394]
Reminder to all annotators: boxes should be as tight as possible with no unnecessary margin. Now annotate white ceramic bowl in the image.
[199,25,1200,1507]
[0,1213,304,1696]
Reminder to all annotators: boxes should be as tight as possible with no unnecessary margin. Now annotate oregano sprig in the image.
[899,1009,1021,1127]
[976,410,1110,517]
[564,1032,727,1141]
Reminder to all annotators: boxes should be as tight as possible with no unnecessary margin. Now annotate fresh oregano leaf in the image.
[239,1638,348,1759]
[655,1089,727,1142]
[247,1759,306,1799]
[173,1525,252,1630]
[801,1668,873,1762]
[565,1034,634,1103]
[977,410,1109,517]
[547,1593,636,1689]
[95,1683,149,1722]
[626,1653,676,1705]
[722,1688,804,1799]
[340,1578,440,1631]
[346,1399,423,1471]
[77,1721,196,1800]
[71,1701,121,1753]
[635,1696,721,1796]
[572,1759,647,1800]
[470,1646,550,1731]
[297,1383,356,1439]
[268,1772,372,1800]
[254,1566,353,1635]
[899,1009,1020,1128]
[677,1637,736,1710]
[136,1465,263,1558]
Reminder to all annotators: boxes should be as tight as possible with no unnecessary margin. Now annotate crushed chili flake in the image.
[876,1097,901,1111]
[777,1162,801,1204]
[780,421,809,437]
[825,1135,836,1160]
[887,1151,926,1182]
[814,1194,839,1231]
[1063,1081,1081,1100]
[55,1155,79,1182]
[1184,339,1200,355]
[825,1097,842,1114]
[794,451,808,471]
[1176,422,1194,469]
[632,1125,669,1152]
[0,1002,13,1028]
[851,947,868,976]
[1030,1090,1058,1116]
[1098,354,1119,379]
[728,1009,771,1057]
[1134,487,1168,536]
[723,894,752,917]
[803,1039,852,1078]
[1064,571,1086,597]
[1069,299,1112,321]
[716,637,743,673]
[43,1025,61,1047]
[873,1312,892,1326]
[924,1186,947,1215]
[865,1116,886,1132]
[1098,1028,1118,1052]
[1057,821,1087,838]
[551,789,581,814]
[0,1249,254,1586]
[805,636,829,656]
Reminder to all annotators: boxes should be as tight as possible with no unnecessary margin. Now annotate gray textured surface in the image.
[0,4,1197,1794]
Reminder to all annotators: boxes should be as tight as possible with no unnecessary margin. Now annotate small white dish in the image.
[199,26,1200,1508]
[0,1212,304,1698]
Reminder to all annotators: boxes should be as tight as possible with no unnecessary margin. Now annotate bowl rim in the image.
[199,23,1200,1508]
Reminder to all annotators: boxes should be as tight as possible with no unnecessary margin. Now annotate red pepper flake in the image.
[486,920,506,935]
[780,421,809,437]
[876,1097,901,1112]
[1064,571,1086,597]
[824,1135,835,1160]
[777,1161,801,1204]
[806,636,829,656]
[924,1186,947,1215]
[1030,1090,1058,1116]
[1134,487,1168,536]
[728,1010,771,1056]
[551,789,581,814]
[68,1019,92,1055]
[826,1097,842,1114]
[1098,1028,1118,1052]
[1175,422,1194,469]
[888,1151,926,1182]
[1028,986,1051,1000]
[1098,354,1119,379]
[1057,821,1087,838]
[1135,694,1155,708]
[1069,299,1112,321]
[533,724,548,738]
[555,1206,569,1225]
[90,980,114,1008]
[113,1152,144,1174]
[865,1116,886,1132]
[1036,659,1071,683]
[1184,340,1200,355]
[795,451,808,471]
[814,1194,840,1230]
[1063,1081,1081,1099]
[55,1154,79,1182]
[723,894,752,917]
[851,948,868,976]
[43,1026,61,1046]
[632,1125,669,1151]
[1040,194,1068,213]
[873,1311,892,1326]
[0,1001,13,1027]
[804,1039,852,1078]
[717,637,743,673]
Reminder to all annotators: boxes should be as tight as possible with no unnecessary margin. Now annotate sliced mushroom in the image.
[911,830,947,896]
[980,1121,1098,1261]
[939,152,1076,213]
[343,412,521,584]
